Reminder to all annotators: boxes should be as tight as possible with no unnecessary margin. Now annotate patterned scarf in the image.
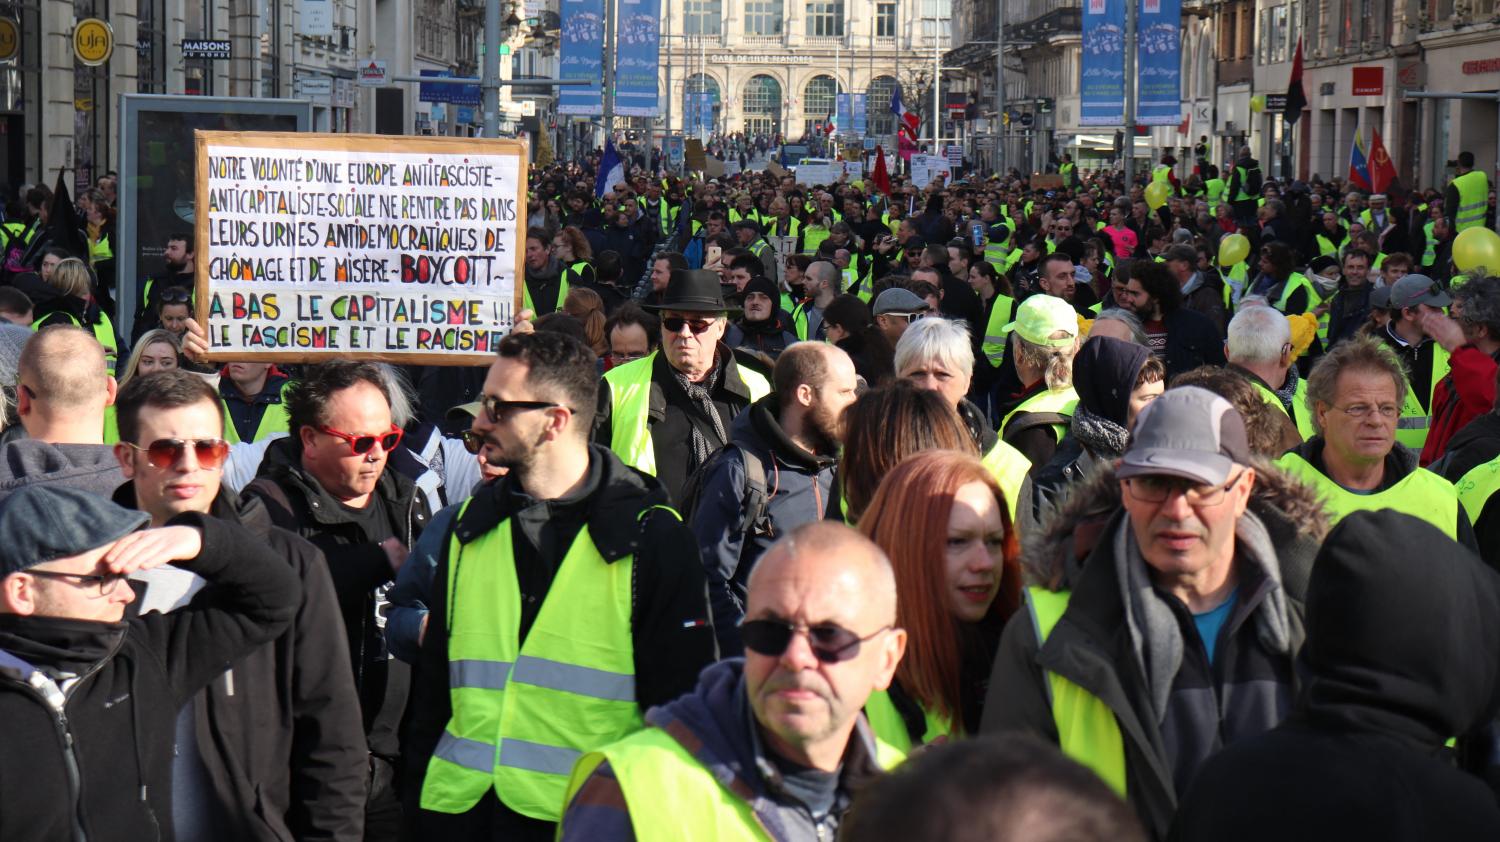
[674,358,729,467]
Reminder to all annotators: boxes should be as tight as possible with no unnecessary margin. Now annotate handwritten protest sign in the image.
[193,132,525,364]
[910,154,951,188]
[768,235,798,285]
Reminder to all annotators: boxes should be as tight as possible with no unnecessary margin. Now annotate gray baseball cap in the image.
[0,485,150,576]
[1118,386,1252,486]
[1388,274,1450,310]
[873,287,930,316]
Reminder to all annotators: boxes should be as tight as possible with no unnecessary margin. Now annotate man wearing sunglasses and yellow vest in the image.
[559,521,906,841]
[984,388,1324,840]
[595,269,771,504]
[406,331,714,839]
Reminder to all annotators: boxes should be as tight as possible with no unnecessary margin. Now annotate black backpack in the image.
[679,445,773,550]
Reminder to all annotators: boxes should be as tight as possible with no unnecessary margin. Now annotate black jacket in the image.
[404,445,717,828]
[112,485,368,842]
[1433,412,1500,484]
[1171,511,1500,842]
[593,346,767,504]
[983,462,1329,840]
[242,437,431,760]
[690,395,838,654]
[1158,306,1227,380]
[0,513,300,842]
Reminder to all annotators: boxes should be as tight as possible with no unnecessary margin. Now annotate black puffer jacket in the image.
[0,513,300,842]
[242,437,430,761]
[1171,511,1500,841]
[113,485,369,842]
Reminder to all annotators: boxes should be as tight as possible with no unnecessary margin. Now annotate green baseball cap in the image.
[1003,294,1079,347]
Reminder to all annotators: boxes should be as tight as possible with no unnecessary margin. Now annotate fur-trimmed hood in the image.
[1023,458,1330,596]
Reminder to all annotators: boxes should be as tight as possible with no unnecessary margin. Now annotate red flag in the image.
[1283,38,1307,125]
[872,146,892,197]
[1368,128,1399,195]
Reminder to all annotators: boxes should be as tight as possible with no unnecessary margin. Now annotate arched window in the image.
[802,75,840,138]
[743,75,782,136]
[684,74,721,135]
[867,76,899,136]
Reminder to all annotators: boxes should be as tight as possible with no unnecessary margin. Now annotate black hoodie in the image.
[1171,510,1500,842]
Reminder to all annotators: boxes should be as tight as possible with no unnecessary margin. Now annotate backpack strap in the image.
[738,448,771,541]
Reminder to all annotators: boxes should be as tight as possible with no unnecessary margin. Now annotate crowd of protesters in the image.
[0,138,1499,842]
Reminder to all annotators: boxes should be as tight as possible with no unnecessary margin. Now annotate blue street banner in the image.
[851,93,867,135]
[685,92,714,135]
[1136,0,1182,125]
[836,94,851,135]
[1080,0,1125,126]
[836,94,869,136]
[419,69,480,106]
[613,0,662,116]
[558,0,604,115]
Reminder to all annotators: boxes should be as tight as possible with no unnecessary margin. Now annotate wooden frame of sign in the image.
[193,131,527,364]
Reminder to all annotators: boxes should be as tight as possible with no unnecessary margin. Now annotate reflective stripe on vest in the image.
[1395,344,1450,451]
[420,510,643,819]
[1001,387,1078,444]
[1315,234,1339,258]
[1250,378,1315,441]
[1025,587,1127,796]
[982,438,1031,522]
[1456,455,1500,524]
[522,272,571,315]
[1204,178,1225,210]
[1273,273,1322,315]
[1423,221,1437,266]
[864,687,954,756]
[1453,170,1489,232]
[602,352,771,475]
[980,294,1018,365]
[1276,452,1460,538]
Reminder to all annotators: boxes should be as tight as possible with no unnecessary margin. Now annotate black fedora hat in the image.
[645,269,741,314]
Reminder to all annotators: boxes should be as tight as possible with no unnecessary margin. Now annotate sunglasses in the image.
[460,429,485,454]
[315,424,403,455]
[740,618,893,664]
[126,437,229,469]
[662,316,718,335]
[159,288,192,304]
[480,395,569,424]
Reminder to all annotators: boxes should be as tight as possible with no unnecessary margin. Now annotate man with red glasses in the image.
[108,370,367,842]
[243,360,432,841]
[0,484,300,841]
[406,331,713,839]
[595,268,771,503]
[558,521,906,840]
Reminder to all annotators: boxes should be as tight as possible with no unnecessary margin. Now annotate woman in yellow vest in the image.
[29,257,118,377]
[1000,294,1081,467]
[858,451,1022,754]
[551,226,597,299]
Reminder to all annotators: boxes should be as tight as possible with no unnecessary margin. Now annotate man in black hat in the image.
[594,268,773,502]
[725,275,799,359]
[0,484,301,841]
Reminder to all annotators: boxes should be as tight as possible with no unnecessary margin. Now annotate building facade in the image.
[651,0,951,144]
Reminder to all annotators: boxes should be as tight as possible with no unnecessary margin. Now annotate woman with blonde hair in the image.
[859,450,1022,753]
[117,329,182,386]
[562,287,608,356]
[553,225,597,291]
[32,256,120,375]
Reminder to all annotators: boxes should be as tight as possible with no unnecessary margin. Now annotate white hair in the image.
[1226,304,1292,364]
[894,316,975,378]
[373,363,417,428]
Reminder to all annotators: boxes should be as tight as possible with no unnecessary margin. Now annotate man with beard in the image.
[404,331,715,840]
[688,342,859,655]
[133,232,197,342]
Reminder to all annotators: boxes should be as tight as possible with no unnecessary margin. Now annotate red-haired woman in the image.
[858,450,1022,754]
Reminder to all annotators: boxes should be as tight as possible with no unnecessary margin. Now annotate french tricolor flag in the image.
[890,87,921,140]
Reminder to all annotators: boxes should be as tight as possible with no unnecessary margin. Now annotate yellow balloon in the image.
[1452,226,1500,274]
[1250,94,1266,113]
[1144,181,1170,210]
[1219,233,1250,267]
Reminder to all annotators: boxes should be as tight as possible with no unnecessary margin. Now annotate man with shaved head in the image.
[791,260,840,341]
[559,521,907,840]
[0,325,125,498]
